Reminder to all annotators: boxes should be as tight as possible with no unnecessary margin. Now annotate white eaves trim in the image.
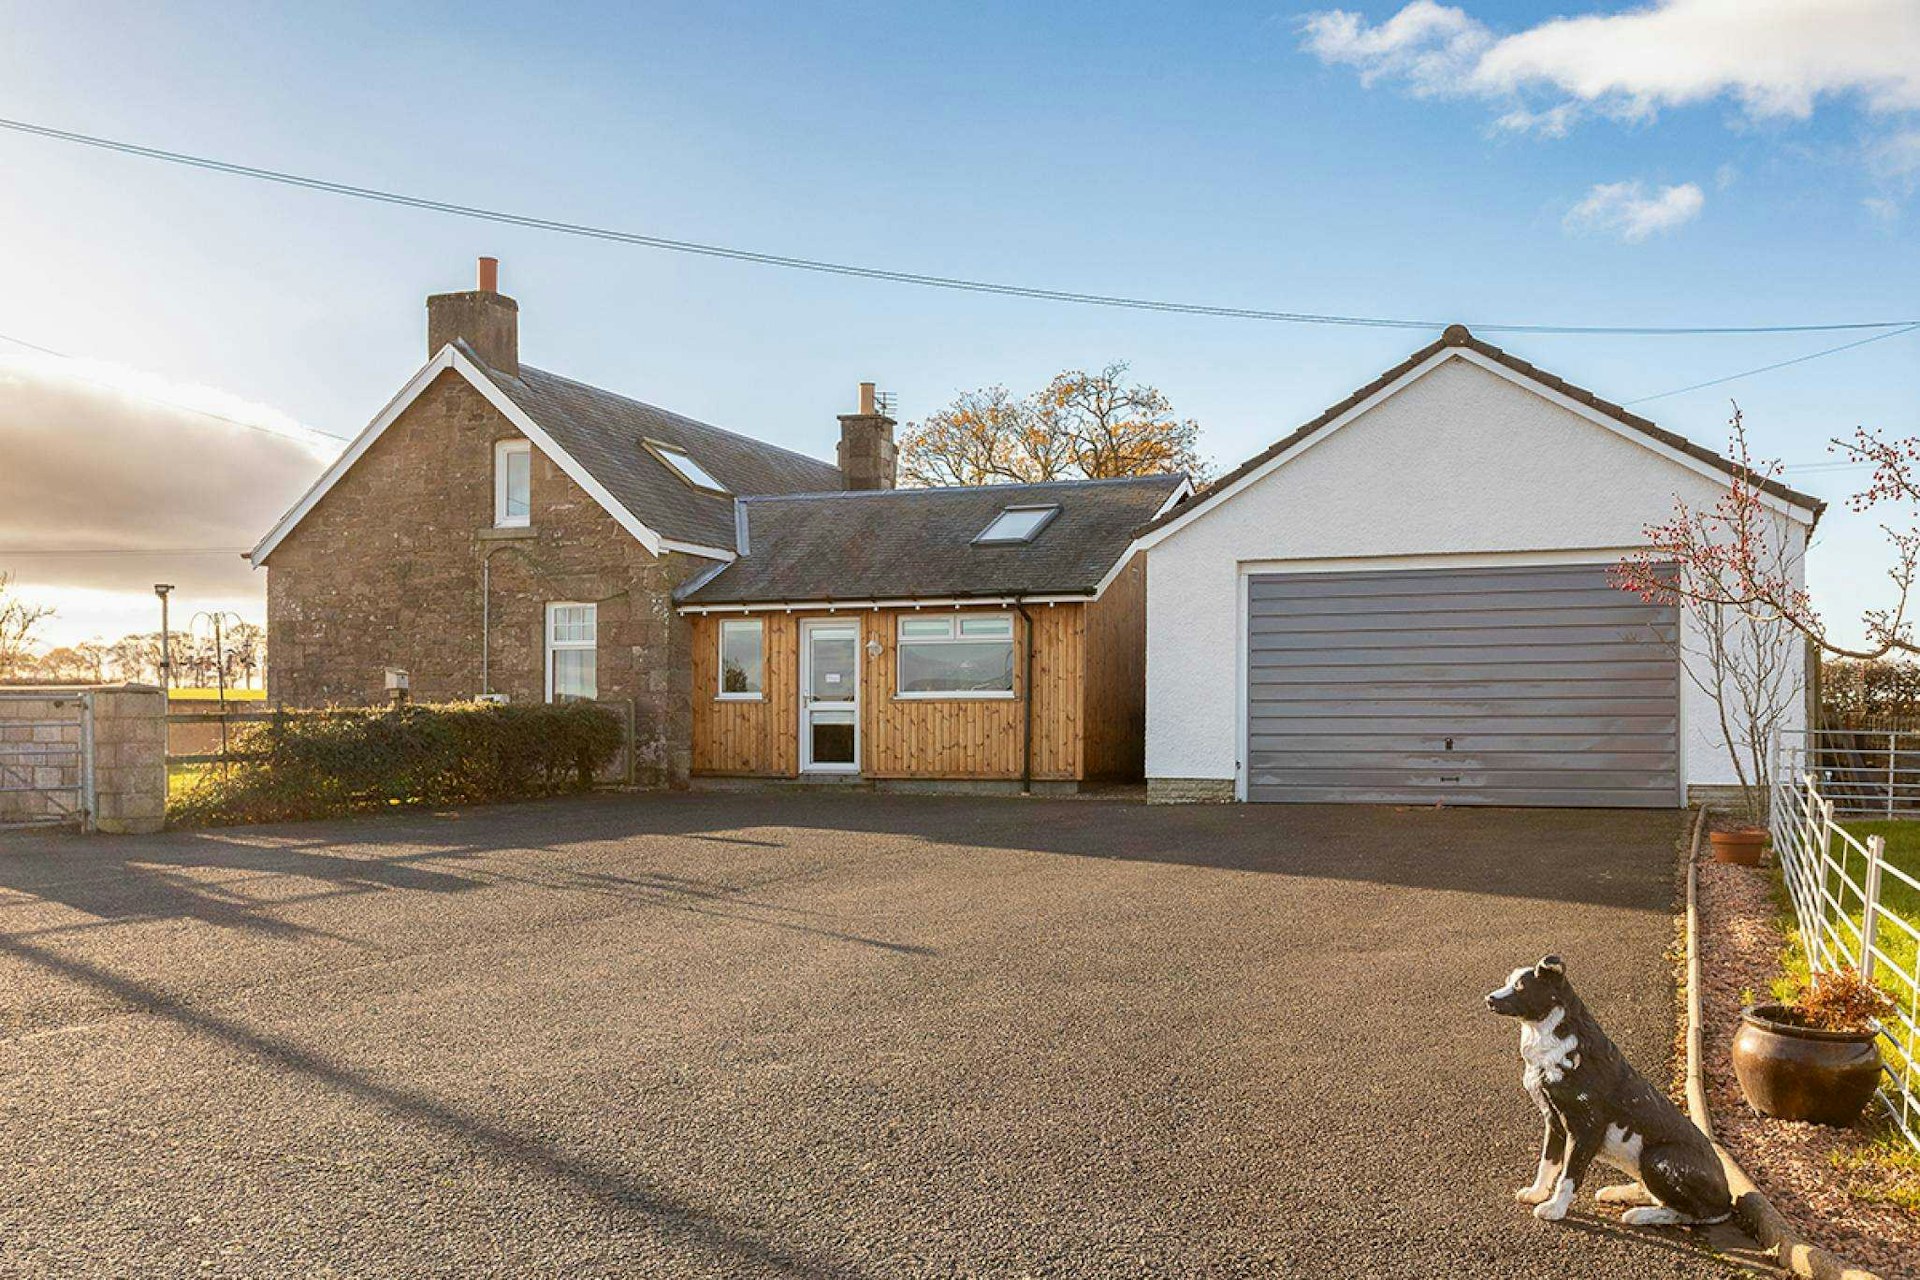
[679,594,1095,616]
[249,345,739,568]
[1130,348,1820,554]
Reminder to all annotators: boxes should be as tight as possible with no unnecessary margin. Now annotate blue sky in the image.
[0,0,1915,647]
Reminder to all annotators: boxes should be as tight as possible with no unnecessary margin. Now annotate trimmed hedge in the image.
[169,700,624,826]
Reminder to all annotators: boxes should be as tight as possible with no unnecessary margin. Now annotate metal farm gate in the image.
[0,691,95,831]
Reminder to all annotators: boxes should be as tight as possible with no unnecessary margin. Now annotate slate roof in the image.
[464,343,846,550]
[677,475,1187,605]
[1137,324,1827,539]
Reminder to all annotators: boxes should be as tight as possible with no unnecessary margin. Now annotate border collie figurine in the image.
[1486,955,1732,1227]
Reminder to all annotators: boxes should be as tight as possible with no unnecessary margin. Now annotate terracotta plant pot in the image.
[1709,826,1767,865]
[1730,1004,1883,1127]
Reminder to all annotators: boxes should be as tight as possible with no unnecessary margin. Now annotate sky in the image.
[0,0,1915,650]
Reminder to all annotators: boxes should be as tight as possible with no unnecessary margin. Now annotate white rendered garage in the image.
[1136,326,1823,807]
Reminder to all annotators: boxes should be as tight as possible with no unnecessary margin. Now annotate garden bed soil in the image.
[1697,836,1920,1279]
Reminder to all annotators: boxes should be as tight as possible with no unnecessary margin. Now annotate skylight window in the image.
[974,504,1059,545]
[646,440,729,493]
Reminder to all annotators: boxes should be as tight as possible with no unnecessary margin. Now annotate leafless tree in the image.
[0,574,53,680]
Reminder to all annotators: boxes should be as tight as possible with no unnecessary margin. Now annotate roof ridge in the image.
[739,474,1185,504]
[1135,325,1824,539]
[501,357,840,475]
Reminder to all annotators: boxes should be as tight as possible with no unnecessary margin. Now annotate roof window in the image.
[645,439,729,494]
[973,504,1059,545]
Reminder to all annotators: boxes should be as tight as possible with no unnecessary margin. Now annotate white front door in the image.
[800,619,860,773]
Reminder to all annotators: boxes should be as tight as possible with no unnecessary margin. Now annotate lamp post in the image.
[153,584,174,691]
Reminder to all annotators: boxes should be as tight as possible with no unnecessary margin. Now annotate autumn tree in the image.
[0,574,53,680]
[898,362,1207,487]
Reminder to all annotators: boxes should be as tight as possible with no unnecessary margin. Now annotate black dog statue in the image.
[1486,955,1733,1226]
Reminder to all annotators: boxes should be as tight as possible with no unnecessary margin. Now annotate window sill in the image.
[716,693,764,702]
[894,692,1017,702]
[478,525,536,542]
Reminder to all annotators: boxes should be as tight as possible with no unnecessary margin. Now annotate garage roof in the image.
[1136,325,1827,540]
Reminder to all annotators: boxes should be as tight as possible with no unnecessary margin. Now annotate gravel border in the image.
[1684,807,1896,1280]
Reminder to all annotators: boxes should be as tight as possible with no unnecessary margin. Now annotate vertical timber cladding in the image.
[1244,564,1680,807]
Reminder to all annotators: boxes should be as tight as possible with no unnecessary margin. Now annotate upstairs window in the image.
[546,602,597,701]
[494,439,531,527]
[718,618,764,698]
[646,440,729,494]
[974,504,1059,545]
[897,613,1015,698]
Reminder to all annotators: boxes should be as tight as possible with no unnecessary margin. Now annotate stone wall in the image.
[265,371,708,786]
[1146,777,1236,804]
[0,685,164,833]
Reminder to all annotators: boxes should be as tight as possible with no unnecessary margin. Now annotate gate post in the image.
[88,685,167,835]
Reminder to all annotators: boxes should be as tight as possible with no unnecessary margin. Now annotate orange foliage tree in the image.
[898,362,1207,487]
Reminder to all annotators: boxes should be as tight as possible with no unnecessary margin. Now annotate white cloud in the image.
[0,352,334,645]
[1563,180,1705,241]
[1864,195,1901,223]
[1868,129,1920,189]
[1300,1,1492,95]
[1302,0,1920,125]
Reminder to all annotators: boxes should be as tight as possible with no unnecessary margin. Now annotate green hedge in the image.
[169,701,624,826]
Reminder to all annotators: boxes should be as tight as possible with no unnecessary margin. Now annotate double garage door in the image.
[1245,564,1680,808]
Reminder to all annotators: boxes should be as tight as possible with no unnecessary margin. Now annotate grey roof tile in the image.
[463,344,845,550]
[679,475,1185,604]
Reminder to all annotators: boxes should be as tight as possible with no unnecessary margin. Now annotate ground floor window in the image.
[546,602,597,701]
[897,612,1015,697]
[719,618,764,697]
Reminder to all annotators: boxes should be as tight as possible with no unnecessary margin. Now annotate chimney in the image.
[837,381,897,491]
[427,257,519,376]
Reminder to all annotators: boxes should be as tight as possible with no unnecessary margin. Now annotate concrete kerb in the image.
[1682,806,1883,1280]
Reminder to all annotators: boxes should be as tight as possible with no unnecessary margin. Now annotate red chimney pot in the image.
[477,257,499,293]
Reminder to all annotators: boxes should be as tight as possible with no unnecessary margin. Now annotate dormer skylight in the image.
[645,439,729,494]
[974,504,1059,545]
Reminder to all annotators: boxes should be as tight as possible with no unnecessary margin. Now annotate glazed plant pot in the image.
[1709,827,1767,866]
[1731,1004,1883,1127]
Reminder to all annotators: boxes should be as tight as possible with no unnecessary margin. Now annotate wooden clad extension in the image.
[689,584,1147,784]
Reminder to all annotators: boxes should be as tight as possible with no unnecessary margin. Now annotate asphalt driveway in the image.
[0,794,1750,1277]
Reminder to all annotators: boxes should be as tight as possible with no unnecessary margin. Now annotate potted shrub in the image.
[1731,967,1895,1126]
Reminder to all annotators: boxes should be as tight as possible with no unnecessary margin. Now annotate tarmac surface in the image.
[0,793,1762,1277]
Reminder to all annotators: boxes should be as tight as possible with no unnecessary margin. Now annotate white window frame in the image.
[644,439,730,494]
[894,611,1017,700]
[717,617,765,701]
[973,504,1059,545]
[545,602,597,702]
[494,438,531,528]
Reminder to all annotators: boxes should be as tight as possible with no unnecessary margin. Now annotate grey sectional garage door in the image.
[1246,564,1680,808]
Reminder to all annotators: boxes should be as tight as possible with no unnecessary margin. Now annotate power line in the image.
[1624,323,1920,405]
[0,329,350,442]
[0,547,248,556]
[3,115,1915,338]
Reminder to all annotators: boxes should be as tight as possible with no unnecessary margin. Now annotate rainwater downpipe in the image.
[480,552,492,695]
[1016,600,1035,796]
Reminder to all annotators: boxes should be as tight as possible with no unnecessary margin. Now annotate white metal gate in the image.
[0,691,95,831]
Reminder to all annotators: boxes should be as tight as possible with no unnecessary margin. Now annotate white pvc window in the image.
[494,439,531,527]
[718,618,764,698]
[647,440,729,493]
[897,612,1015,698]
[546,602,597,701]
[974,505,1058,544]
